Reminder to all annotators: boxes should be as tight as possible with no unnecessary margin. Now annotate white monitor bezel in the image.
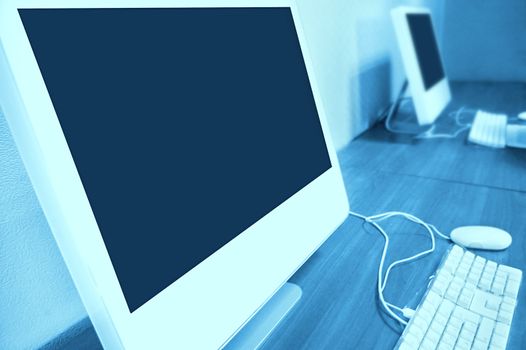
[0,1,349,349]
[391,6,451,125]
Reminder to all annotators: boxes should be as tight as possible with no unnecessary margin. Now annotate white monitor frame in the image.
[0,1,349,349]
[391,6,451,125]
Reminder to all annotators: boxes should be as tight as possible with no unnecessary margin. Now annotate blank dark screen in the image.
[407,14,445,90]
[19,8,332,312]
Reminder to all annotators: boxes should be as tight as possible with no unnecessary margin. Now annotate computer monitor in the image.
[0,0,349,348]
[391,6,451,125]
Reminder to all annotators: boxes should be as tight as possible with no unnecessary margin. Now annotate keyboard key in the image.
[463,250,475,261]
[498,265,522,281]
[478,276,492,291]
[451,276,465,289]
[437,342,453,350]
[448,315,462,328]
[491,275,506,295]
[497,309,513,325]
[403,333,420,348]
[488,345,505,350]
[456,337,472,350]
[463,321,478,334]
[494,322,510,339]
[485,261,497,273]
[467,271,481,285]
[398,342,412,350]
[450,245,464,258]
[473,256,486,270]
[441,330,457,346]
[461,307,480,324]
[443,258,460,274]
[474,317,494,344]
[457,288,475,308]
[426,290,442,308]
[408,325,425,343]
[437,299,454,317]
[499,302,513,313]
[412,315,428,330]
[420,337,435,350]
[432,280,448,296]
[491,334,508,348]
[418,309,434,325]
[445,285,461,302]
[470,290,499,320]
[501,296,516,308]
[472,340,488,350]
[456,267,469,279]
[505,279,520,298]
[426,329,440,343]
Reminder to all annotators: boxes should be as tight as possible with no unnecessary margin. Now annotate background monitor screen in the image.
[19,7,332,313]
[406,13,445,90]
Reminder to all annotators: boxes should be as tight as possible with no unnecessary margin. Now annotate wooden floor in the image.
[50,82,526,349]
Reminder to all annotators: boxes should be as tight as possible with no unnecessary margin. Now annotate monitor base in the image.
[384,80,432,136]
[224,282,302,350]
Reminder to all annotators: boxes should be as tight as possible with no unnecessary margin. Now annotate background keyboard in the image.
[468,111,507,148]
[394,245,522,350]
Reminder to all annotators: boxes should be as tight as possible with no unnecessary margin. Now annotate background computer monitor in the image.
[0,1,349,348]
[392,6,451,125]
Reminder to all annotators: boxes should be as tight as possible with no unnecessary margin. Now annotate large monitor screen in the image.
[19,7,332,313]
[406,13,445,90]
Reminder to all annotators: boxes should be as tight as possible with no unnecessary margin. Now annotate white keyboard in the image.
[395,245,522,350]
[468,111,507,148]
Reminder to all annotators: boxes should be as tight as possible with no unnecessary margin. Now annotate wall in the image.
[0,111,86,349]
[441,0,526,82]
[1,1,497,348]
[296,0,445,150]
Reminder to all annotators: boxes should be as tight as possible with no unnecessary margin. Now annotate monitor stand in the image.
[224,282,302,350]
[385,80,431,136]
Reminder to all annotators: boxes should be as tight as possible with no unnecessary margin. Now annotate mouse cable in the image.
[348,210,451,327]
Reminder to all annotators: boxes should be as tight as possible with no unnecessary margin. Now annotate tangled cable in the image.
[348,210,451,326]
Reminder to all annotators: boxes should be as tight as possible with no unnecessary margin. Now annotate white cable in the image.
[347,210,368,220]
[415,124,471,139]
[366,212,437,292]
[415,106,480,140]
[365,216,409,325]
[402,307,416,319]
[348,210,452,327]
[386,302,404,313]
[429,224,450,241]
[385,102,478,140]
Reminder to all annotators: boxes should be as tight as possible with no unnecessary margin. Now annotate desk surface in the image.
[55,82,526,349]
[341,82,526,193]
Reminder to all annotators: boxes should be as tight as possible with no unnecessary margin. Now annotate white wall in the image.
[0,111,87,349]
[296,0,445,150]
[441,0,526,82]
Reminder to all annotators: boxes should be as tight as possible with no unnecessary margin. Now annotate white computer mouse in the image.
[450,226,512,250]
[518,111,526,121]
